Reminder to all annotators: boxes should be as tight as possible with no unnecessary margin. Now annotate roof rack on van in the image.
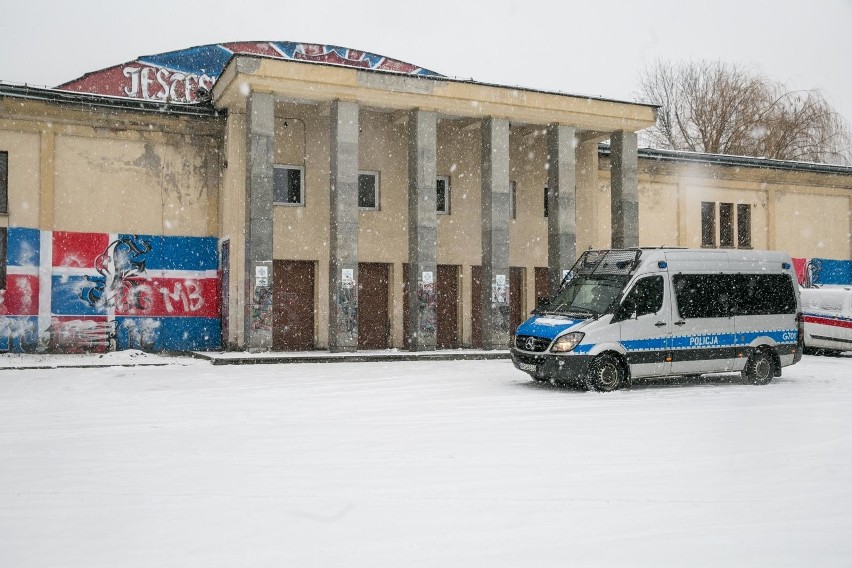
[572,249,641,278]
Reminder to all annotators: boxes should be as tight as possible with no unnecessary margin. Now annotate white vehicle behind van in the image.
[801,287,852,354]
[511,248,803,391]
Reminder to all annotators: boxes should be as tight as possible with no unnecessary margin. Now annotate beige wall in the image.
[0,98,222,236]
[599,157,852,260]
[0,129,40,229]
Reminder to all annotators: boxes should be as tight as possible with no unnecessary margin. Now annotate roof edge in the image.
[600,144,852,175]
[0,81,222,118]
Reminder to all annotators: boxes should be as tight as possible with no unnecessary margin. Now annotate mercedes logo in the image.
[524,337,536,351]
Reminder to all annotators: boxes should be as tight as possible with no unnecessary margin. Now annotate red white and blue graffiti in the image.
[58,42,442,103]
[793,257,852,288]
[0,227,220,353]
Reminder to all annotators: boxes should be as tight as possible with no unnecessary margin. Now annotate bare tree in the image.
[636,60,852,165]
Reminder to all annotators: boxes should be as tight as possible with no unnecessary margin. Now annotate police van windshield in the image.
[544,275,629,318]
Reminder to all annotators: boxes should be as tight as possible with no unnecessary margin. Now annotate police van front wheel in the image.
[585,354,625,392]
[743,349,775,385]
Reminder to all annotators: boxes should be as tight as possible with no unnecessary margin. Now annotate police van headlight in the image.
[550,332,584,353]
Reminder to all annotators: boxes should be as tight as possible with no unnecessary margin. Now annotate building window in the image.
[701,201,716,247]
[737,204,752,248]
[544,186,549,218]
[701,201,753,249]
[510,181,517,219]
[273,165,304,205]
[436,176,450,214]
[0,227,6,290]
[0,151,8,214]
[358,171,379,210]
[719,202,735,248]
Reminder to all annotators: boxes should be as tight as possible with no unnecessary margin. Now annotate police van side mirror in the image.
[537,297,551,309]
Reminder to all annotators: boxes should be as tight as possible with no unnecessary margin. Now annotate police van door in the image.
[670,273,736,374]
[614,274,672,378]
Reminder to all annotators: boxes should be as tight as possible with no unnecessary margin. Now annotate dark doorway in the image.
[272,260,315,351]
[437,265,460,348]
[358,262,390,350]
[471,265,483,348]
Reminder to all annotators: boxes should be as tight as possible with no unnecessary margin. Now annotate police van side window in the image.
[673,274,729,318]
[732,274,796,315]
[617,275,663,319]
[674,273,796,319]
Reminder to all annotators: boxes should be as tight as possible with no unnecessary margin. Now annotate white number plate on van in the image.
[518,362,537,373]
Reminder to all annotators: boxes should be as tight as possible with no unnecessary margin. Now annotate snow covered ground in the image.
[1,353,851,567]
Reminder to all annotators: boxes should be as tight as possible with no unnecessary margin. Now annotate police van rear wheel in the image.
[586,354,624,392]
[743,349,774,385]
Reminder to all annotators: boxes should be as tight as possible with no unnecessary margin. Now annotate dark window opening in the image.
[737,204,752,248]
[719,203,735,247]
[0,151,8,215]
[544,186,549,218]
[358,172,379,209]
[436,176,450,214]
[0,227,7,290]
[273,165,303,205]
[701,201,715,247]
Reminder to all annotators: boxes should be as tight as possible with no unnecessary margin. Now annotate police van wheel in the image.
[586,354,624,392]
[743,349,775,385]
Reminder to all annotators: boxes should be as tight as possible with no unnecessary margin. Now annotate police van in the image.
[511,248,803,391]
[800,286,852,354]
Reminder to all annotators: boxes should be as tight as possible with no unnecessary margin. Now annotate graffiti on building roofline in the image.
[122,66,215,103]
[57,42,442,102]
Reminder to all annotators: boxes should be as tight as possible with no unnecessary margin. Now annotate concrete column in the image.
[575,138,599,253]
[406,109,438,351]
[244,91,275,351]
[328,100,360,352]
[610,131,639,248]
[480,117,511,349]
[546,124,577,296]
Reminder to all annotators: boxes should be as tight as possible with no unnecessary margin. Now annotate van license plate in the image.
[518,362,536,373]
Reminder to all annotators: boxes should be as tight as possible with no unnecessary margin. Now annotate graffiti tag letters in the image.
[123,67,214,103]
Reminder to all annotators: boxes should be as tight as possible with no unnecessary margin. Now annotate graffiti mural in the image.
[417,273,437,337]
[82,235,152,308]
[0,227,220,353]
[58,42,442,103]
[250,285,273,332]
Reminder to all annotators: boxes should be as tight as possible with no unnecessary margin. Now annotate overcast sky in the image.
[2,0,851,132]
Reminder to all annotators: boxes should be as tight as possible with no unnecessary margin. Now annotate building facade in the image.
[1,42,850,353]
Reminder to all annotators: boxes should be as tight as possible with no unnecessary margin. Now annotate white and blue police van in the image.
[511,248,803,391]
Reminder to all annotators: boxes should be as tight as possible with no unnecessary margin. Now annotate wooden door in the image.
[358,262,390,350]
[272,260,315,351]
[437,265,460,349]
[471,266,482,348]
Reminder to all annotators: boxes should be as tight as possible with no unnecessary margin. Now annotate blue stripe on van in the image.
[574,329,799,355]
[515,317,583,340]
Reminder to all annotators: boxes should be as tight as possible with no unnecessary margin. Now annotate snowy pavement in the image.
[1,354,851,567]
